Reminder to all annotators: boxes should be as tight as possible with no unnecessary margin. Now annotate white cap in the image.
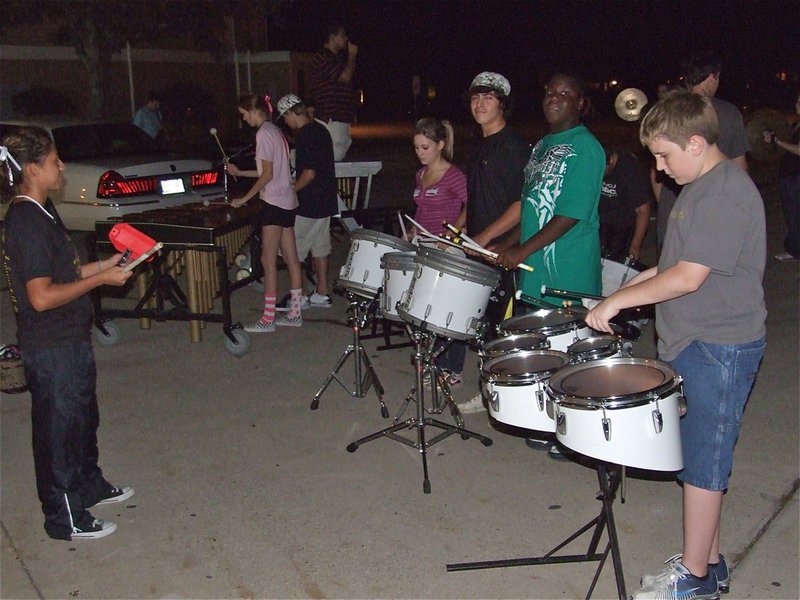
[469,72,511,96]
[276,94,303,118]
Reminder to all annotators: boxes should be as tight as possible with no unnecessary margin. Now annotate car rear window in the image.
[52,123,159,161]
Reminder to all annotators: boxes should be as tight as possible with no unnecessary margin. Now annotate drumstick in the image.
[405,216,533,272]
[397,211,408,240]
[442,220,534,273]
[541,285,605,302]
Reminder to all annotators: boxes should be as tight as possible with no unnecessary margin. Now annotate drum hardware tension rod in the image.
[447,463,628,600]
[347,328,493,494]
[309,291,389,418]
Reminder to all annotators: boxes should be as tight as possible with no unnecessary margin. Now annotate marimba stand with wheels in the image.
[347,326,493,494]
[447,463,627,600]
[310,291,389,418]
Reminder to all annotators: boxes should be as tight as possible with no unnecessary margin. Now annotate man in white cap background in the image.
[453,71,530,414]
[276,94,338,309]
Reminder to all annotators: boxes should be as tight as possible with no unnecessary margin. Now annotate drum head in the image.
[500,308,584,336]
[568,335,620,357]
[481,332,549,357]
[549,358,678,408]
[482,350,569,384]
[351,229,415,253]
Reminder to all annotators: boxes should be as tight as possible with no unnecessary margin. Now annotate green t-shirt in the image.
[518,124,604,305]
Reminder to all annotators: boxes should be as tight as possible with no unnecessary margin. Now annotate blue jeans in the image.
[779,175,800,258]
[668,337,765,491]
[23,340,108,539]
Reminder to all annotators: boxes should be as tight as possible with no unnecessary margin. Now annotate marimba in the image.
[92,201,261,354]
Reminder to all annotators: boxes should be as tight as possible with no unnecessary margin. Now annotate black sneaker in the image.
[709,555,730,594]
[525,437,552,450]
[93,485,134,506]
[275,292,292,312]
[71,513,117,540]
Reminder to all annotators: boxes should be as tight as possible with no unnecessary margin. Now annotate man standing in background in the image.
[133,92,162,140]
[309,23,358,161]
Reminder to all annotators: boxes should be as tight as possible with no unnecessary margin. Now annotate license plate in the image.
[160,178,186,195]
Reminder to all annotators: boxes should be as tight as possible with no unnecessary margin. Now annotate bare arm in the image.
[79,253,126,279]
[337,43,358,83]
[473,201,521,247]
[232,159,274,207]
[293,169,316,194]
[649,167,662,202]
[453,206,467,230]
[586,260,710,333]
[628,202,651,259]
[27,266,132,312]
[495,215,577,270]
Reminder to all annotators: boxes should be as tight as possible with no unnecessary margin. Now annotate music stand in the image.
[347,325,493,494]
[447,462,627,600]
[310,290,389,418]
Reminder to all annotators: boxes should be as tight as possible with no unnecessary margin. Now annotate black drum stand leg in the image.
[347,329,492,494]
[310,296,388,418]
[447,463,627,600]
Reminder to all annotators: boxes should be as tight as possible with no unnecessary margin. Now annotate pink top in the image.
[255,121,297,210]
[412,165,467,235]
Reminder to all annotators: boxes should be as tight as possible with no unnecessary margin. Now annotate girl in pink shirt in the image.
[228,93,303,331]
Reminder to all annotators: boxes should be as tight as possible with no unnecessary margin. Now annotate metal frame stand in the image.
[347,327,493,494]
[447,463,627,600]
[310,292,388,418]
[393,335,465,429]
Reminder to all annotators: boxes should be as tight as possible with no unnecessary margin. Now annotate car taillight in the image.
[97,171,157,198]
[192,171,219,187]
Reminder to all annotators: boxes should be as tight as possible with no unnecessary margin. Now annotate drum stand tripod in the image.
[447,463,627,600]
[347,326,493,494]
[393,336,465,430]
[310,291,389,418]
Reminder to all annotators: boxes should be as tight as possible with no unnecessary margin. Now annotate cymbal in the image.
[614,88,648,122]
[746,109,790,164]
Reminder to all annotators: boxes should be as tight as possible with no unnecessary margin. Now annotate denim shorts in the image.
[668,337,765,491]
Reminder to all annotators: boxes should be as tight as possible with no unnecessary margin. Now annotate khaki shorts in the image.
[295,216,332,259]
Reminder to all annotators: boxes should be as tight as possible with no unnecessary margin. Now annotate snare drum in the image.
[479,332,549,362]
[380,251,416,322]
[499,309,592,352]
[338,230,415,298]
[567,335,629,364]
[481,349,570,432]
[397,246,500,340]
[548,358,684,471]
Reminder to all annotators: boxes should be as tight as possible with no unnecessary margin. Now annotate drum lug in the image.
[446,311,454,327]
[602,417,611,441]
[536,389,545,412]
[489,389,499,412]
[677,393,688,416]
[424,304,432,319]
[652,408,664,434]
[556,411,566,435]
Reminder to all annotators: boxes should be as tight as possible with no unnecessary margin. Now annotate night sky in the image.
[267,0,799,121]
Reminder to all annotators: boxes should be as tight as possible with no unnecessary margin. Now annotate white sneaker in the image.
[775,252,798,262]
[275,314,303,327]
[306,292,333,308]
[457,393,487,414]
[244,320,276,333]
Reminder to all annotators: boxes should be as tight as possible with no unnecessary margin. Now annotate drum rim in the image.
[381,251,417,270]
[415,245,500,286]
[567,335,622,362]
[396,306,476,341]
[351,228,415,251]
[481,349,570,385]
[548,357,680,409]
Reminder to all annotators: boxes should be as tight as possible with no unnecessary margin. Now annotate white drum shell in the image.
[339,230,414,298]
[398,247,500,340]
[481,350,569,433]
[380,252,416,321]
[549,358,683,471]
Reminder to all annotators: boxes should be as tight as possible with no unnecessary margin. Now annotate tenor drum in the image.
[338,230,415,298]
[481,349,570,432]
[479,332,549,362]
[548,358,684,471]
[380,251,416,322]
[567,335,629,364]
[397,246,500,340]
[498,308,592,352]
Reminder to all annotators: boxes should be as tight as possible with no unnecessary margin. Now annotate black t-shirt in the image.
[295,121,338,218]
[2,199,92,350]
[599,152,651,229]
[466,125,530,238]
